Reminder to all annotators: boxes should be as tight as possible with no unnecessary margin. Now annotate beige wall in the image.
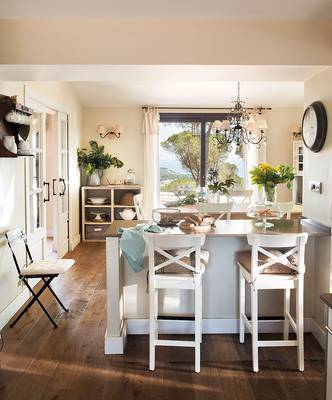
[81,107,144,185]
[265,107,303,201]
[0,81,82,328]
[0,20,332,65]
[303,67,332,330]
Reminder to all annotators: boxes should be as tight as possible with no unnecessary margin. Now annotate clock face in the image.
[301,101,327,153]
[302,106,317,148]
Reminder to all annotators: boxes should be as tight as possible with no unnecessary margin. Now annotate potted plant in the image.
[207,168,235,202]
[249,162,295,202]
[77,140,124,186]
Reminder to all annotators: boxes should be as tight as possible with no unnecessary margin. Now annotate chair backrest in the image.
[134,194,144,220]
[276,201,293,220]
[196,202,233,220]
[247,232,308,280]
[5,228,33,276]
[145,233,205,275]
[228,190,253,205]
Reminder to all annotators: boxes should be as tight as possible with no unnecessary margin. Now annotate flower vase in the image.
[263,185,276,204]
[88,170,103,186]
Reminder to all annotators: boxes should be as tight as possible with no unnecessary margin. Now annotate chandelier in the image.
[210,82,268,147]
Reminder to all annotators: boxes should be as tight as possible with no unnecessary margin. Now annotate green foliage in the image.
[77,140,124,176]
[166,193,197,207]
[207,168,236,195]
[250,163,295,190]
[160,176,196,192]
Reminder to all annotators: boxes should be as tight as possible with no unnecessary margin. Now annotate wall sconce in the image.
[97,124,123,139]
[292,124,302,140]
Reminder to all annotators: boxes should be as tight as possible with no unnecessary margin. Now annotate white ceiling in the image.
[1,0,332,20]
[70,81,304,108]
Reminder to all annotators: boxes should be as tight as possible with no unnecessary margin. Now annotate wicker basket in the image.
[119,192,135,206]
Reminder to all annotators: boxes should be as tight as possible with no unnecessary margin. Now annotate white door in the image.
[26,112,47,260]
[55,112,69,258]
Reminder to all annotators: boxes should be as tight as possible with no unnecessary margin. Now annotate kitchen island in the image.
[105,219,330,354]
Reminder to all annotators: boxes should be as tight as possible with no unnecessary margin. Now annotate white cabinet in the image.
[293,140,304,176]
[326,308,332,400]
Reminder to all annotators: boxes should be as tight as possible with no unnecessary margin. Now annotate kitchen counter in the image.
[105,218,330,355]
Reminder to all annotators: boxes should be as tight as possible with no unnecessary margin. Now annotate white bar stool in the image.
[236,232,308,372]
[145,233,208,373]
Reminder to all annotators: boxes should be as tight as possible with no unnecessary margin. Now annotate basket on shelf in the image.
[119,192,135,206]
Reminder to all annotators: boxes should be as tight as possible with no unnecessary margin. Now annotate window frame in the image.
[159,112,230,187]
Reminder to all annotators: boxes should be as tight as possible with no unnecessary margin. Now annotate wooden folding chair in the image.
[5,228,75,328]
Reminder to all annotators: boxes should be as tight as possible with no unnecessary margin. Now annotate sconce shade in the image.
[97,124,106,136]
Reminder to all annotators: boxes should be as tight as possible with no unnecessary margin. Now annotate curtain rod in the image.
[142,106,272,111]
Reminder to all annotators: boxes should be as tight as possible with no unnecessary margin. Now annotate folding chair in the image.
[5,228,75,328]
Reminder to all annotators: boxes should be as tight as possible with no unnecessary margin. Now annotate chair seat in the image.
[235,250,295,275]
[155,249,210,275]
[21,259,75,276]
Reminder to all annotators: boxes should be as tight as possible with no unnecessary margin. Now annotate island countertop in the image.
[106,218,330,238]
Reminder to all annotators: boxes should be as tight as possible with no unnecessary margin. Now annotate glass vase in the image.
[263,185,276,203]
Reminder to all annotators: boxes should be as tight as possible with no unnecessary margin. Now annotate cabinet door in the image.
[327,309,332,400]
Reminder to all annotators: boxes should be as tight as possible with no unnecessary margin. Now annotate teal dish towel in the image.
[119,224,162,273]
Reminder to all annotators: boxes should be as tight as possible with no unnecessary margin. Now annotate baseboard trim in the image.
[311,317,326,348]
[126,317,313,335]
[0,280,40,330]
[70,234,81,251]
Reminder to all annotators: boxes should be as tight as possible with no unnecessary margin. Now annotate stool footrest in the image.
[155,339,196,347]
[257,339,298,348]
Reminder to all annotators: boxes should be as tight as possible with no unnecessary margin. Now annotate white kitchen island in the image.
[105,219,330,354]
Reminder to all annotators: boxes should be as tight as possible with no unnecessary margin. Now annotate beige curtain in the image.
[142,107,160,219]
[246,141,267,202]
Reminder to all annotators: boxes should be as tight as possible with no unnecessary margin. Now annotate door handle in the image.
[43,181,50,203]
[52,179,57,195]
[59,178,66,196]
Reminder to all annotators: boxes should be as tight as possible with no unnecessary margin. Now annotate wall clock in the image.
[302,101,327,153]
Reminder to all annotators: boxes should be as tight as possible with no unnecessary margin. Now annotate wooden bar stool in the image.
[145,233,208,373]
[236,232,308,372]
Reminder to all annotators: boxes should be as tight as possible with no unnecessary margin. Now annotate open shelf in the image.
[81,185,141,241]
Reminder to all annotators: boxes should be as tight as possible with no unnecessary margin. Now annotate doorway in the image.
[26,98,70,261]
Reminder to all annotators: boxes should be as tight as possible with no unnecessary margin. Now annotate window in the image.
[159,113,245,202]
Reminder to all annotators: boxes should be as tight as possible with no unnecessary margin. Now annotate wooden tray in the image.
[179,221,212,233]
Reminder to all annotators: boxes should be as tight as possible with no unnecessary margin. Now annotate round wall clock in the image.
[302,101,327,152]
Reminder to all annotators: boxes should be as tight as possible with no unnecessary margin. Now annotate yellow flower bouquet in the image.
[250,163,295,202]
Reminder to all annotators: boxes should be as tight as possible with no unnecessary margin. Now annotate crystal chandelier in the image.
[210,82,268,147]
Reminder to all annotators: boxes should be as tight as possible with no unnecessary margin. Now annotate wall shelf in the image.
[81,185,141,241]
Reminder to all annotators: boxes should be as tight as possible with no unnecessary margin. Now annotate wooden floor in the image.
[0,243,326,400]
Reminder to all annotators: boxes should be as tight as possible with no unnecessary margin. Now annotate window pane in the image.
[159,122,201,204]
[29,152,41,191]
[30,193,41,231]
[206,122,245,190]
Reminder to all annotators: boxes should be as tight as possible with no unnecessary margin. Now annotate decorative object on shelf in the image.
[97,124,123,139]
[87,197,108,205]
[0,94,33,158]
[125,169,136,185]
[17,137,33,156]
[207,168,235,202]
[209,82,268,148]
[152,208,181,227]
[119,192,136,206]
[119,208,136,220]
[250,163,295,202]
[77,140,124,186]
[90,212,106,222]
[302,101,327,153]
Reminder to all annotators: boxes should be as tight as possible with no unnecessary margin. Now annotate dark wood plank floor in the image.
[0,243,326,400]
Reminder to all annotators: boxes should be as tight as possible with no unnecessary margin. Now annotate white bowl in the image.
[88,197,108,205]
[120,209,136,220]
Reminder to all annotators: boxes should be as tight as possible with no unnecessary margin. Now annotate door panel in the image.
[26,112,47,260]
[56,112,69,258]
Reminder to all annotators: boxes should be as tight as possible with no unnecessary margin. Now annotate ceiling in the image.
[1,0,332,20]
[70,81,304,108]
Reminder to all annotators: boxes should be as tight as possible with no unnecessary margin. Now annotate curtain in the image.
[142,107,160,219]
[246,141,267,202]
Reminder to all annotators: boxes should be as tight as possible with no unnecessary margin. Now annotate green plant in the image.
[207,168,235,195]
[77,140,124,176]
[166,193,197,207]
[250,163,295,190]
